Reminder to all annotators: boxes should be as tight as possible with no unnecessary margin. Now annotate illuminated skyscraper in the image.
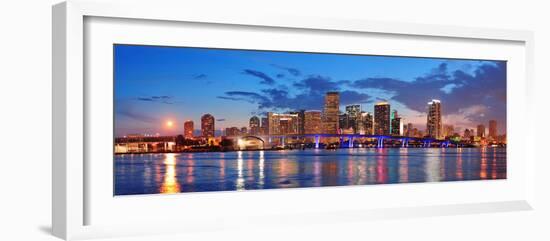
[249,116,260,135]
[443,124,454,138]
[240,127,248,135]
[201,114,215,138]
[391,110,403,136]
[345,104,361,133]
[267,112,299,135]
[304,110,322,134]
[489,120,497,139]
[261,117,268,135]
[477,124,486,138]
[225,127,240,136]
[362,112,374,135]
[289,110,306,135]
[406,123,413,137]
[322,92,340,134]
[426,99,442,139]
[184,120,194,138]
[374,102,390,135]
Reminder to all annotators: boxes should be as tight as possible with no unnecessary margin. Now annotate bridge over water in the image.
[234,134,451,148]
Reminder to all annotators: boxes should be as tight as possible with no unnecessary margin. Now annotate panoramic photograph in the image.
[113,44,507,196]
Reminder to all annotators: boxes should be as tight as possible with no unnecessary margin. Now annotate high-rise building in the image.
[339,113,349,132]
[184,120,194,138]
[362,112,374,135]
[249,116,260,135]
[304,110,322,134]
[406,123,413,137]
[261,117,269,135]
[443,124,454,138]
[201,114,215,138]
[391,110,403,136]
[477,124,486,138]
[322,92,340,134]
[489,120,497,139]
[374,101,391,135]
[289,110,306,135]
[464,128,472,139]
[267,112,299,135]
[225,127,240,136]
[344,104,361,133]
[426,99,442,139]
[240,127,248,135]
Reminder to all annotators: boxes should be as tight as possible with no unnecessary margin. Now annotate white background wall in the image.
[0,0,548,240]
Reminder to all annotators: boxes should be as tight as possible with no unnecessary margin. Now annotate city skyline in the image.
[115,44,507,137]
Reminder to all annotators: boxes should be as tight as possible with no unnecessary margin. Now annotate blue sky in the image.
[114,44,506,137]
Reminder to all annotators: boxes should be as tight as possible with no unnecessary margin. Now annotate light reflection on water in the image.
[114,148,507,196]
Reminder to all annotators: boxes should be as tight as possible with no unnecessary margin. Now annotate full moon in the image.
[166,120,174,128]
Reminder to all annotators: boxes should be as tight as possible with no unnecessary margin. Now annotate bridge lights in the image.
[237,138,245,150]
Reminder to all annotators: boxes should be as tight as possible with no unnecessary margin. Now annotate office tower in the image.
[322,92,340,134]
[225,127,240,137]
[339,113,348,131]
[391,110,403,136]
[184,120,194,139]
[406,123,413,137]
[304,110,322,134]
[477,124,486,138]
[201,114,215,138]
[240,127,248,135]
[267,112,299,135]
[344,104,361,133]
[374,101,391,135]
[443,124,454,138]
[249,116,260,135]
[362,112,374,135]
[289,110,306,135]
[426,99,442,139]
[464,128,472,139]
[261,117,268,135]
[489,120,497,139]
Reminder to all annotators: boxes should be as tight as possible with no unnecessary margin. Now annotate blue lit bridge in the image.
[233,134,452,149]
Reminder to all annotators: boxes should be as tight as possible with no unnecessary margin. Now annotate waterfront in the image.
[114,147,506,195]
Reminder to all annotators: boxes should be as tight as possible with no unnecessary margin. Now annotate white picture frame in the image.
[52,0,536,240]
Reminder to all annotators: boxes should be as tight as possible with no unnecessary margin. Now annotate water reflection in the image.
[114,148,507,195]
[236,151,245,191]
[159,153,181,194]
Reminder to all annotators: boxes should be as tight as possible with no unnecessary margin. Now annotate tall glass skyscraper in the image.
[374,102,391,135]
[184,120,194,138]
[426,99,442,139]
[201,114,215,138]
[322,92,340,134]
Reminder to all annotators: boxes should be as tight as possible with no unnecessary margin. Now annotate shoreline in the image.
[114,145,505,155]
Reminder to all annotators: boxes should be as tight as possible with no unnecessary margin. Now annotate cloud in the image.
[293,75,339,94]
[352,62,505,116]
[276,73,285,78]
[216,119,226,122]
[442,105,488,129]
[136,95,174,104]
[218,74,370,111]
[242,69,275,85]
[272,64,301,76]
[192,74,207,79]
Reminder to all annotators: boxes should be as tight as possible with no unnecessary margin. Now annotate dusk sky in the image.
[114,44,506,137]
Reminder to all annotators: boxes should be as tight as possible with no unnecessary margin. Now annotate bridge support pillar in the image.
[281,136,286,145]
[315,135,320,149]
[377,138,384,148]
[348,137,354,148]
